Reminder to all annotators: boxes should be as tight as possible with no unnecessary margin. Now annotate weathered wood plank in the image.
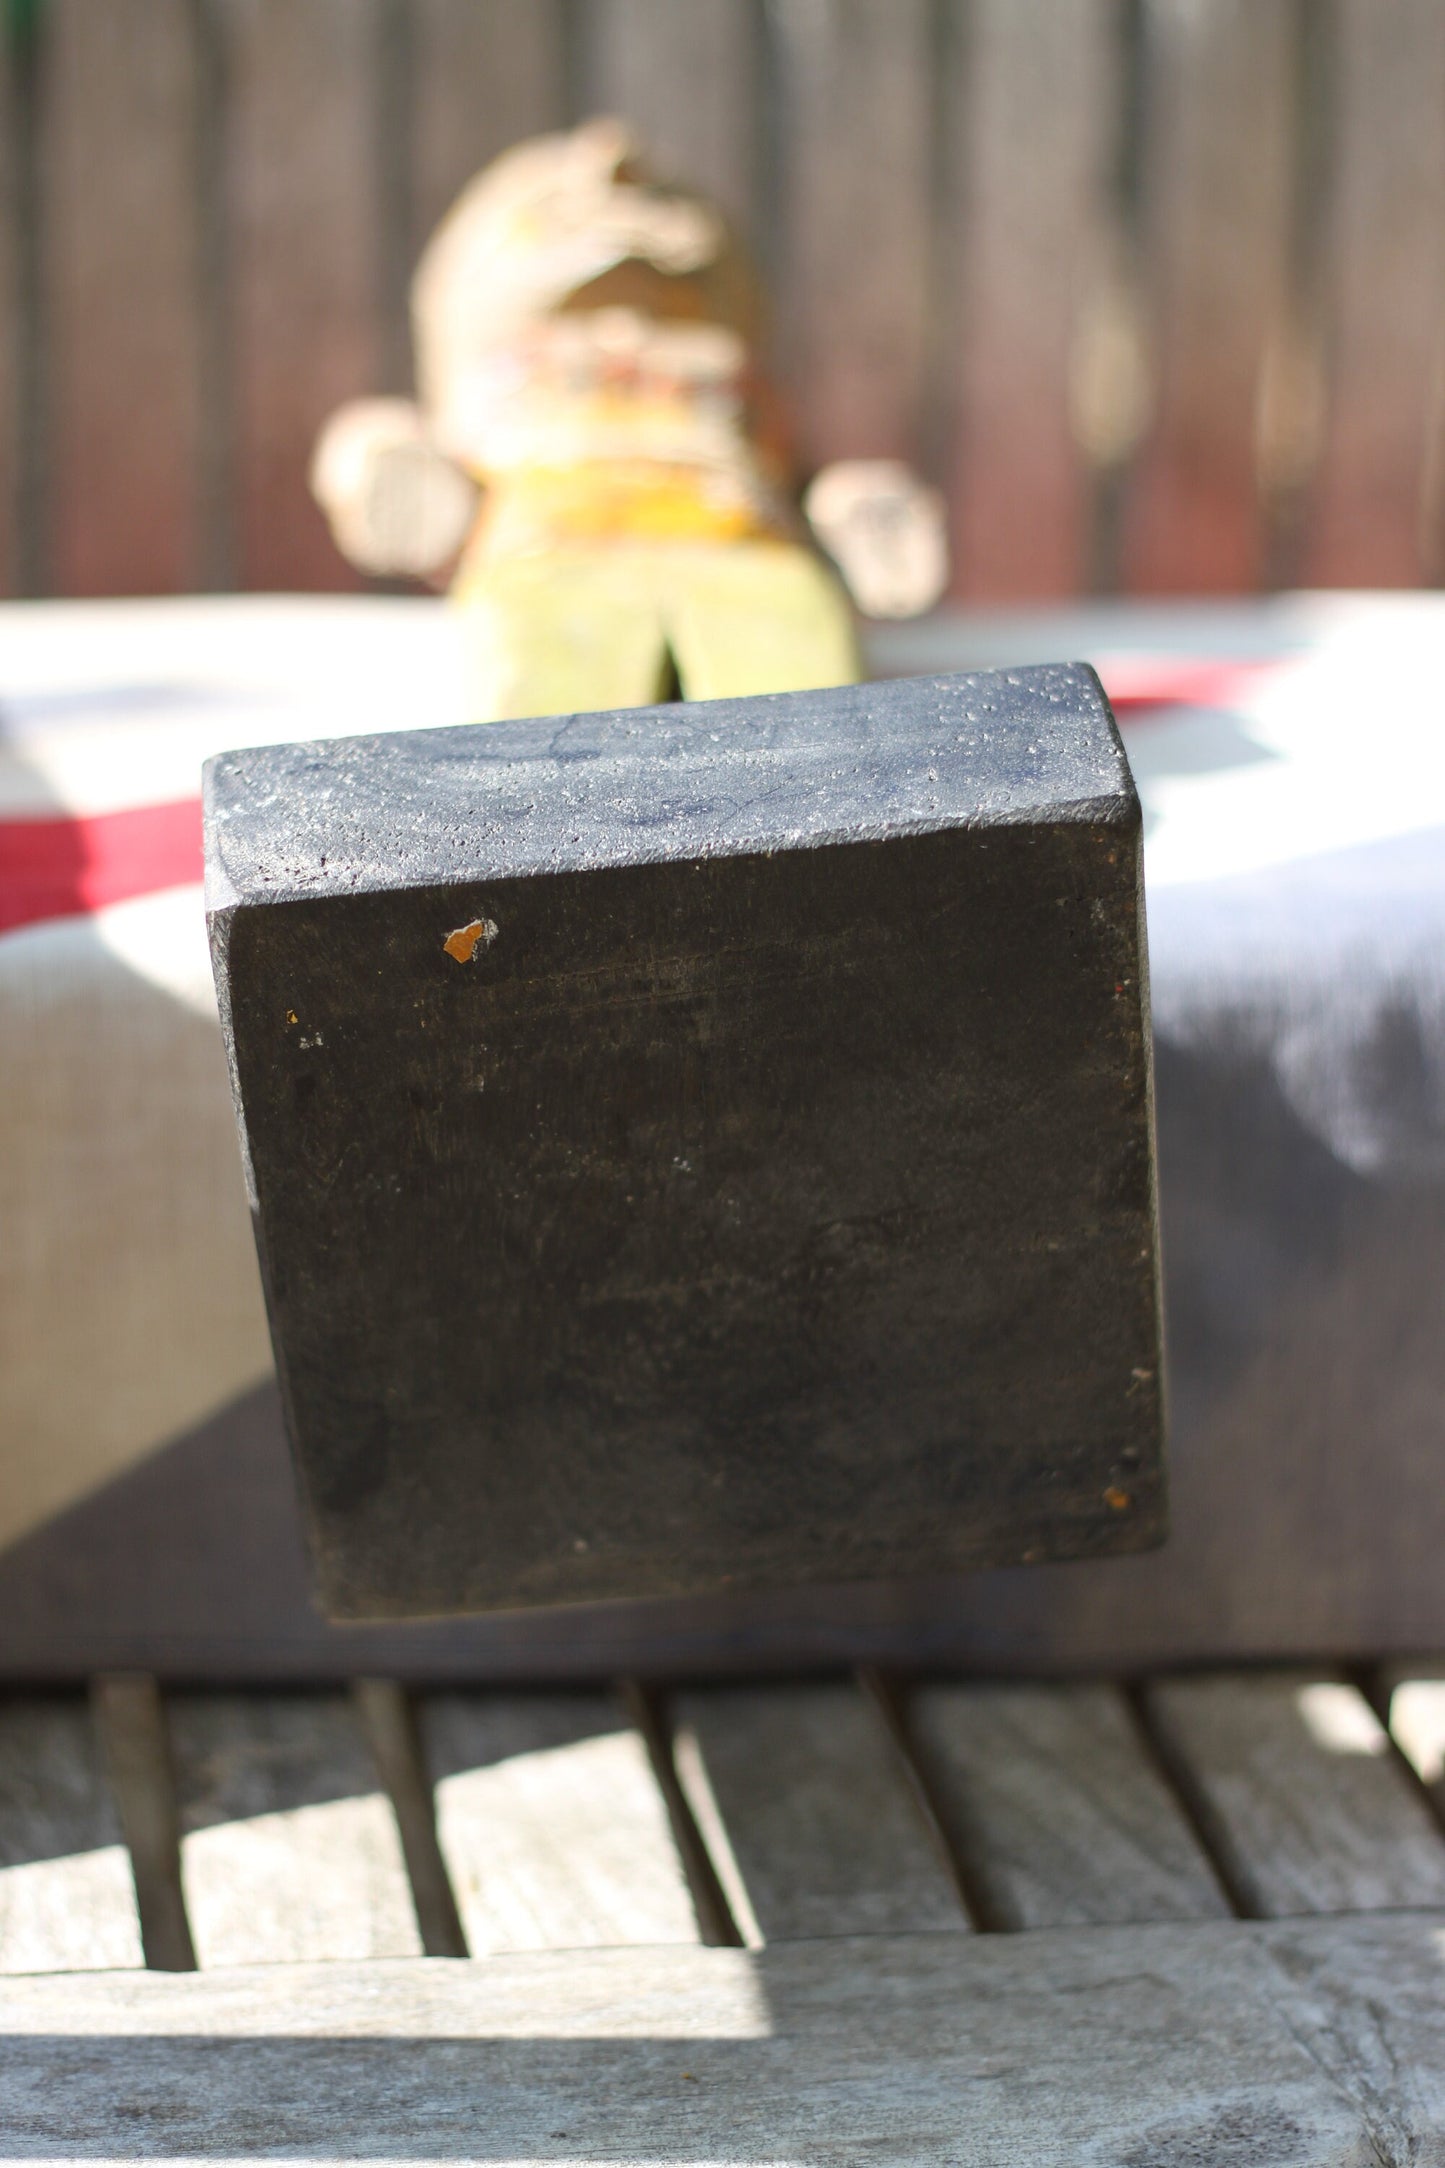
[169,1692,422,1965]
[1381,1665,1445,1821]
[1304,0,1445,584]
[907,1681,1230,1929]
[224,0,383,590]
[420,1691,701,1953]
[768,0,932,474]
[91,1675,194,1971]
[672,1682,967,1943]
[4,1916,1445,2157]
[40,0,201,594]
[0,1696,142,1973]
[1142,1672,1445,1917]
[1120,0,1296,593]
[949,0,1118,599]
[586,0,756,236]
[408,0,565,262]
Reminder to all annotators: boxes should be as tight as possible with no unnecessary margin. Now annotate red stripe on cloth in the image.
[0,654,1285,938]
[1099,658,1280,714]
[0,797,203,936]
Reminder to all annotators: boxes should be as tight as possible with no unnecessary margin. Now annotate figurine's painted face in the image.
[415,121,762,474]
[436,304,751,477]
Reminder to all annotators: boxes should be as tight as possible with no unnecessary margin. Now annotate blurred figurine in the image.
[311,119,947,719]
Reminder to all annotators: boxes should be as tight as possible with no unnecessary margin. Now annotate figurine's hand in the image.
[804,460,949,619]
[310,399,480,578]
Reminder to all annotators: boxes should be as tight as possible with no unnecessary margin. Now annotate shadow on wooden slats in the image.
[672,1680,970,1945]
[42,0,201,596]
[169,1690,422,1965]
[950,0,1118,601]
[584,0,757,240]
[1120,0,1296,594]
[1140,1672,1445,1918]
[767,0,933,473]
[1304,0,1445,586]
[906,1681,1232,1931]
[408,1,567,266]
[223,0,386,593]
[419,1689,703,1954]
[0,1694,143,1973]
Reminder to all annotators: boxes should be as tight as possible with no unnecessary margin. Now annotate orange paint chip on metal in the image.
[443,917,496,964]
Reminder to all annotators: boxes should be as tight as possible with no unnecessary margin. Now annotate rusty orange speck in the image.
[444,919,491,964]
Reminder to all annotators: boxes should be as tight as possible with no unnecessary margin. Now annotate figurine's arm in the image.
[310,399,480,579]
[803,459,949,620]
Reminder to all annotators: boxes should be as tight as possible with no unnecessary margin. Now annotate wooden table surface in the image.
[3,1664,1444,2157]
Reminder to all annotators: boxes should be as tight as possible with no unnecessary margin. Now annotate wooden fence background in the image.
[2,0,1444,604]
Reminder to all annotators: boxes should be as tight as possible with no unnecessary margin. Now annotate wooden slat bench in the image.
[2,1667,1444,2156]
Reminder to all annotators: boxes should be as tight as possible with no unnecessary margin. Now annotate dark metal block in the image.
[205,667,1165,1619]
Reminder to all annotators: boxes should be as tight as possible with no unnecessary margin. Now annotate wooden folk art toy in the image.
[309,118,949,717]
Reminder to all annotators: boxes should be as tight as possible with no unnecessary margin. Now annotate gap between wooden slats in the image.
[417,1685,708,1954]
[766,0,933,474]
[407,1,567,266]
[1304,0,1445,585]
[0,1694,143,1974]
[1377,1663,1445,1834]
[0,14,18,596]
[1119,0,1297,594]
[352,1678,466,1958]
[92,1675,195,1971]
[582,0,757,241]
[1,0,42,597]
[168,1690,422,1966]
[221,0,387,591]
[1139,1671,1445,1918]
[670,1678,969,1945]
[947,0,1119,600]
[903,1679,1231,1931]
[622,1680,742,1947]
[40,0,202,595]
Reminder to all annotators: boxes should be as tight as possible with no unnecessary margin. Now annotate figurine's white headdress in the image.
[414,119,729,409]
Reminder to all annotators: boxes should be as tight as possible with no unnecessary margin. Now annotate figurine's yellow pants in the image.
[451,540,861,720]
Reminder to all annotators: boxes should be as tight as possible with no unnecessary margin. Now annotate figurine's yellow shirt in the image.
[450,361,795,557]
[462,458,791,563]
